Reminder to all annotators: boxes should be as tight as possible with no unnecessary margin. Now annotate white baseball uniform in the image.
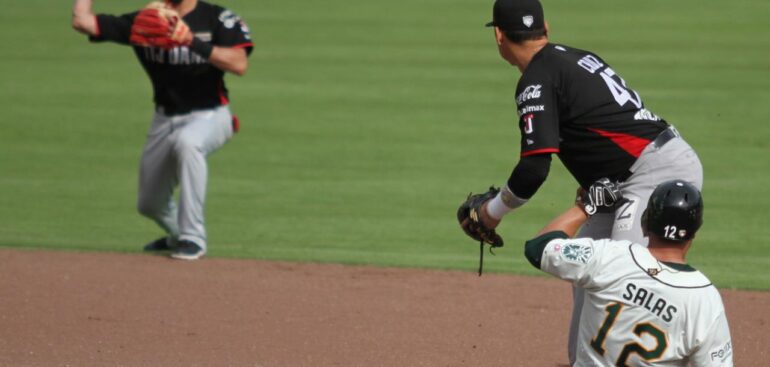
[526,232,733,366]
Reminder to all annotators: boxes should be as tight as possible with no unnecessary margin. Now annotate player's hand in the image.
[577,178,623,215]
[130,1,189,49]
[170,18,193,46]
[457,187,504,247]
[479,201,501,229]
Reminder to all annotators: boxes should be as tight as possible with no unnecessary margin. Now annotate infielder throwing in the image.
[459,0,704,361]
[523,180,732,366]
[72,0,253,260]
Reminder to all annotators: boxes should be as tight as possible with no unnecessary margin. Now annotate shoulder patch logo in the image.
[219,10,241,29]
[561,243,594,264]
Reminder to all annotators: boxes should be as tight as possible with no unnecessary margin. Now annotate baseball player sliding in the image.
[459,0,704,361]
[71,0,253,260]
[524,180,732,366]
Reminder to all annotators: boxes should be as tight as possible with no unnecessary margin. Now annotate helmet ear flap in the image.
[641,208,649,236]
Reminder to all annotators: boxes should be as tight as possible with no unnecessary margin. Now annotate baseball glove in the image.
[458,186,504,276]
[457,186,504,248]
[129,2,191,49]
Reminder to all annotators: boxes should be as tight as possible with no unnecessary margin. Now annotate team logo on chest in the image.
[561,243,594,264]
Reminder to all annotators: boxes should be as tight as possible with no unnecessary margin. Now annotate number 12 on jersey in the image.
[590,302,668,366]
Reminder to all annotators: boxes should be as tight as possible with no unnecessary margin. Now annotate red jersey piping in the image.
[218,80,229,105]
[230,42,254,49]
[521,148,559,157]
[93,15,101,37]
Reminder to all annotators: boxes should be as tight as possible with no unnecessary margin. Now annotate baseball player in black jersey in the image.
[466,0,704,363]
[72,0,253,260]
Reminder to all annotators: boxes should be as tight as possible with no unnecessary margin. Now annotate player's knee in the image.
[172,135,203,157]
[137,198,161,218]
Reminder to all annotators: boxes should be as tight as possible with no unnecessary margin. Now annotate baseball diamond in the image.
[0,249,767,366]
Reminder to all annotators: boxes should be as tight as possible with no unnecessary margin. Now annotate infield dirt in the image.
[0,249,766,366]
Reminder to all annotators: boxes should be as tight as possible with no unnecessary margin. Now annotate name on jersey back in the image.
[623,282,678,322]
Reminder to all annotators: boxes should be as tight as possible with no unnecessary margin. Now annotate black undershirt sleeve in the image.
[507,154,552,199]
[524,230,569,269]
[89,13,135,45]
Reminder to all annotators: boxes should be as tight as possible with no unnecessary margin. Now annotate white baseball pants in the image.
[136,106,233,251]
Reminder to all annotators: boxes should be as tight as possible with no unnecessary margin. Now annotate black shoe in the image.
[170,240,205,260]
[143,237,172,252]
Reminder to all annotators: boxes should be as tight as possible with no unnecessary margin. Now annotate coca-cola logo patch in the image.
[516,84,542,104]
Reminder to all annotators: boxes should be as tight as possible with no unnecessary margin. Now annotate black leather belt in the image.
[649,126,680,149]
[617,127,680,182]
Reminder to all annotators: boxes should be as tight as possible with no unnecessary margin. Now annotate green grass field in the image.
[1,0,769,289]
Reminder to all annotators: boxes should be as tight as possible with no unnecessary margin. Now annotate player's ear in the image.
[494,27,505,46]
[544,21,550,36]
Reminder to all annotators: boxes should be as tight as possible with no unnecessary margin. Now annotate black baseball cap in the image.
[485,0,545,32]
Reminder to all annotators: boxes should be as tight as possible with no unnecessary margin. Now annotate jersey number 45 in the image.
[600,68,643,109]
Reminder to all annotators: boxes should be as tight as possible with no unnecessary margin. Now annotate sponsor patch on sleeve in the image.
[516,84,542,104]
[710,341,732,363]
[560,243,594,264]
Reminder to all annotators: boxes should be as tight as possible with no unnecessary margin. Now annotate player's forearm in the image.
[484,154,551,222]
[209,47,249,76]
[536,206,588,237]
[72,0,98,35]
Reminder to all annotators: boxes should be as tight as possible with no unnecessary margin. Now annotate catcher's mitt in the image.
[458,186,504,276]
[129,2,191,49]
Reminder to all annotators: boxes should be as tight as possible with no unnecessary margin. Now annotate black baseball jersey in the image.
[515,43,669,188]
[90,1,253,115]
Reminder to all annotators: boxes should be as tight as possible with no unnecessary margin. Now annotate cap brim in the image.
[485,21,495,27]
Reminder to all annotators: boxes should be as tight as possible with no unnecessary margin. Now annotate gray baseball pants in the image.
[567,129,703,364]
[136,106,233,252]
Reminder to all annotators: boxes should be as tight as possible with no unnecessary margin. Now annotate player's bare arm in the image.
[535,180,622,237]
[71,0,98,36]
[208,47,248,76]
[177,28,250,75]
[535,205,588,238]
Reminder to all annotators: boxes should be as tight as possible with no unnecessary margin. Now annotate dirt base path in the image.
[0,249,766,366]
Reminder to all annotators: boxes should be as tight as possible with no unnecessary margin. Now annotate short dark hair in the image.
[502,28,547,44]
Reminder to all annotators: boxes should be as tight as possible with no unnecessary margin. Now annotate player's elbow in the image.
[71,14,95,35]
[229,61,248,76]
[232,64,247,76]
[71,17,86,33]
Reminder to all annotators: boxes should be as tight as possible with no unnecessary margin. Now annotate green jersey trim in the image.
[661,261,697,272]
[525,230,569,269]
